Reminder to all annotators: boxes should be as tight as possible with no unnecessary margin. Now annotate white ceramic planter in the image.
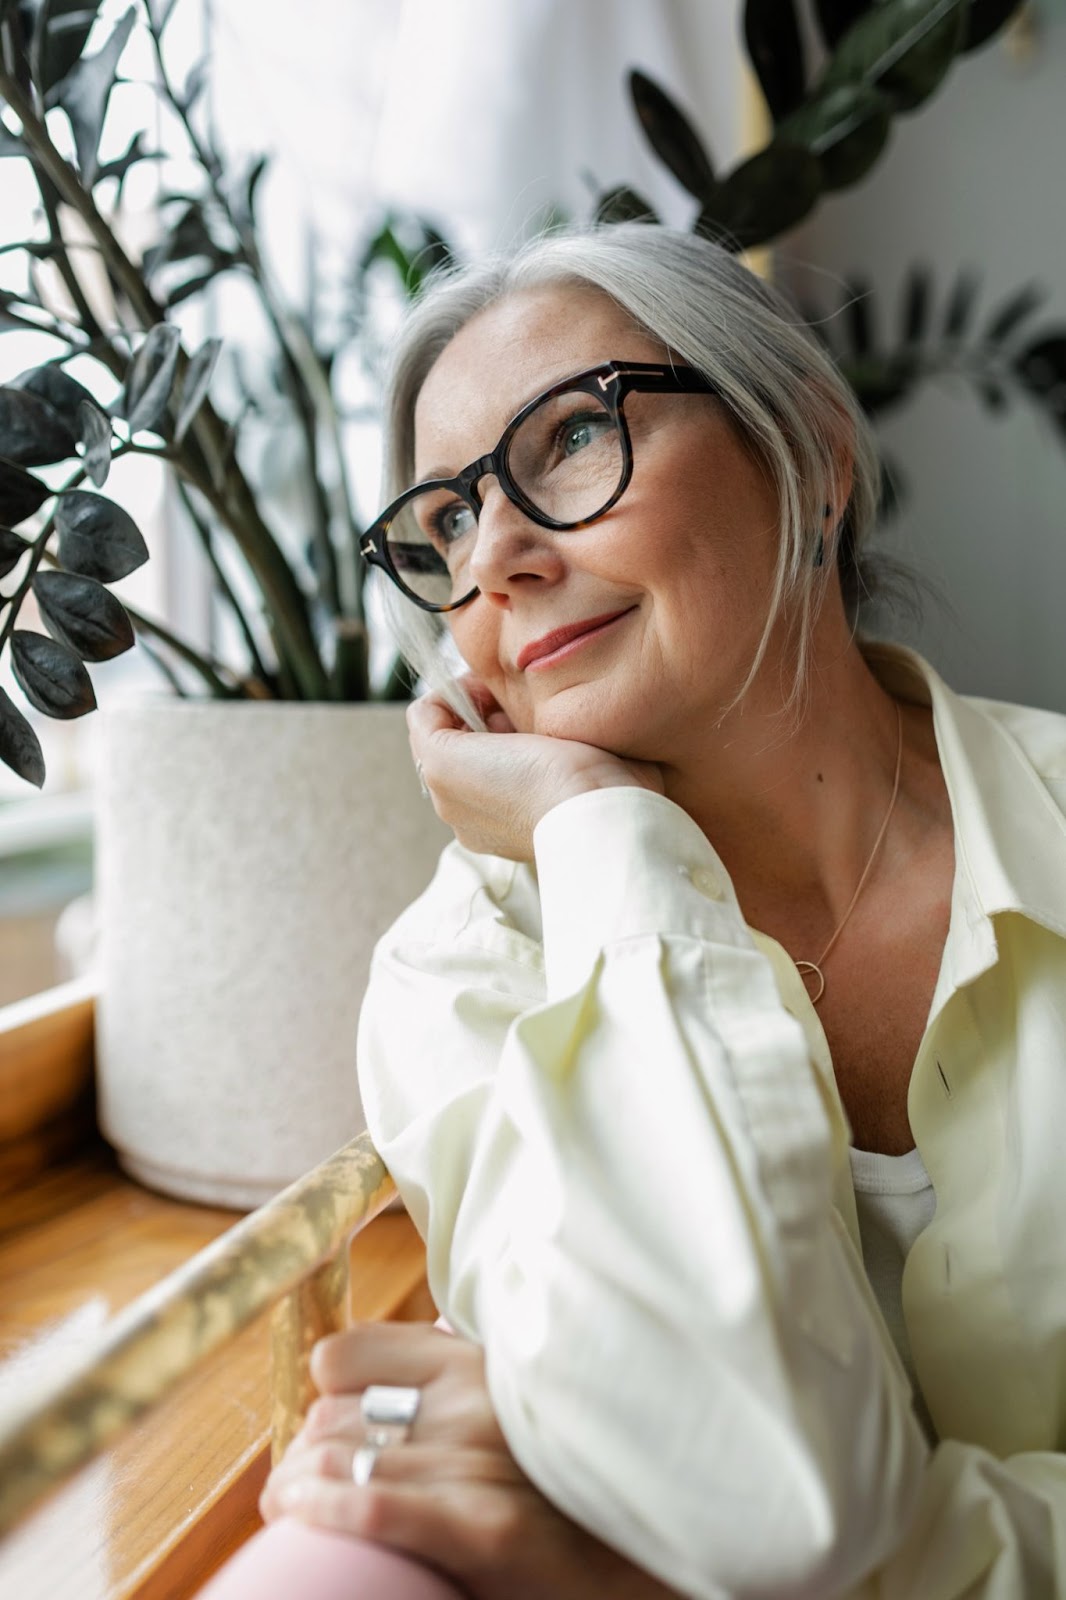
[94,700,450,1207]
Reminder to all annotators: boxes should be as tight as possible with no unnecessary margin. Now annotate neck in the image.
[657,639,911,939]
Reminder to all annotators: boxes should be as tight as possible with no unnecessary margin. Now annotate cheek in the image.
[448,613,536,728]
[448,601,499,672]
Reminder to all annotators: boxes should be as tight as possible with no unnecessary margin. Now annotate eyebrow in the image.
[413,361,614,486]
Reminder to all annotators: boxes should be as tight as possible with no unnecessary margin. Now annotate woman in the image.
[218,225,1066,1598]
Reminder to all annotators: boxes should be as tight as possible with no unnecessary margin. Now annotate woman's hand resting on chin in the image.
[408,677,665,861]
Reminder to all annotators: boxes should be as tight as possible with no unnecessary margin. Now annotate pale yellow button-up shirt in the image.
[357,645,1066,1598]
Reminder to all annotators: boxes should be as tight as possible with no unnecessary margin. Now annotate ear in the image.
[828,439,855,537]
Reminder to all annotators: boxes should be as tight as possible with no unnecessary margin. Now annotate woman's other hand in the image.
[259,1322,682,1600]
[408,677,664,860]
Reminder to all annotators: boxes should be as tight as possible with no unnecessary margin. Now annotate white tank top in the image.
[849,1144,938,1442]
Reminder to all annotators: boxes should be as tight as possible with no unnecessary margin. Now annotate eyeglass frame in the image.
[359,358,718,614]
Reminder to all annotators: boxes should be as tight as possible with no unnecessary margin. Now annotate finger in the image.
[311,1321,462,1394]
[301,1392,365,1440]
[359,1442,524,1489]
[270,1470,513,1582]
[455,673,507,721]
[406,691,468,744]
[259,1440,354,1520]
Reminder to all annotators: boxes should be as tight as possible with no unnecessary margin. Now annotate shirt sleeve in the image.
[356,786,1063,1600]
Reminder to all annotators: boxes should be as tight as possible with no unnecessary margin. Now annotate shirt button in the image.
[690,866,724,900]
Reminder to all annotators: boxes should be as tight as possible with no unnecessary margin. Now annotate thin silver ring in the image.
[415,760,429,799]
[352,1443,379,1486]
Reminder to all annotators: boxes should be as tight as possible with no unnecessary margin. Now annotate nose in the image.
[466,478,564,602]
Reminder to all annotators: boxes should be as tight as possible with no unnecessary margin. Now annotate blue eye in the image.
[561,413,613,457]
[432,501,475,544]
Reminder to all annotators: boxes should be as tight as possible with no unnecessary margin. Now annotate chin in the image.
[530,692,651,756]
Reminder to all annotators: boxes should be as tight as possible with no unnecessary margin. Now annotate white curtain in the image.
[212,0,746,275]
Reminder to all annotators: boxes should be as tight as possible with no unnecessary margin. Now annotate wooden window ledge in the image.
[0,984,431,1600]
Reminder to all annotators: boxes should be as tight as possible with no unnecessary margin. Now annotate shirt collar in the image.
[863,642,1066,942]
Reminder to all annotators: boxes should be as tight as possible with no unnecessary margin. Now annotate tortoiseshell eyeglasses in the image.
[360,359,716,613]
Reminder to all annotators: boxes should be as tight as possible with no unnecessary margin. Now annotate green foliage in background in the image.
[597,0,1066,502]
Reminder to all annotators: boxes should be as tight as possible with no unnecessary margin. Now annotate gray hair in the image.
[374,223,884,727]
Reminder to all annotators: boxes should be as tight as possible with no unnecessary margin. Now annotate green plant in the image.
[0,1,444,788]
[595,0,1066,489]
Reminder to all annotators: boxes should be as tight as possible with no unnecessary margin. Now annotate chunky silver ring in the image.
[360,1383,422,1449]
[415,760,430,799]
[352,1443,379,1486]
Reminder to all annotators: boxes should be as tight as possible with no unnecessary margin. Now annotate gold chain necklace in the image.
[796,702,903,1006]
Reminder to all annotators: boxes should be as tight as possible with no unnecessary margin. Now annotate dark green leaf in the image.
[778,82,892,188]
[11,628,95,718]
[95,129,162,190]
[0,124,26,157]
[77,396,111,485]
[122,322,181,435]
[142,201,232,278]
[813,0,876,49]
[163,268,235,308]
[0,384,77,464]
[146,0,179,33]
[55,488,148,579]
[358,219,405,278]
[697,144,822,250]
[844,280,874,355]
[841,351,918,416]
[227,152,268,233]
[50,5,135,185]
[983,282,1046,347]
[10,362,96,432]
[961,0,1024,50]
[821,0,967,114]
[1013,335,1066,435]
[0,457,50,523]
[629,71,717,201]
[942,269,979,340]
[33,0,105,97]
[593,185,660,226]
[0,1,33,94]
[976,376,1008,412]
[33,567,133,660]
[901,265,932,344]
[744,0,807,123]
[876,453,907,522]
[179,55,208,114]
[174,335,220,443]
[413,221,453,279]
[0,683,45,787]
[0,525,29,577]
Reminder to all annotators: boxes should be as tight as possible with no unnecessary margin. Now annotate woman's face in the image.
[412,283,784,759]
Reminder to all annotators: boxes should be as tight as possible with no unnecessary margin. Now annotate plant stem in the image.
[136,631,189,695]
[175,477,271,686]
[146,20,355,621]
[0,510,58,655]
[34,170,106,348]
[124,603,245,697]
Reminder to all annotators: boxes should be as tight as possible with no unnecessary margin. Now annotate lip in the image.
[516,607,636,672]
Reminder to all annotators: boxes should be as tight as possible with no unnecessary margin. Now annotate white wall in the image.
[785,15,1066,711]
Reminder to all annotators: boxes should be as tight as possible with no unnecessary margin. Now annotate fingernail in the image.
[276,1481,313,1510]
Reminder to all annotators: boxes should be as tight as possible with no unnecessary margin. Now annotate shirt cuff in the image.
[532,786,754,997]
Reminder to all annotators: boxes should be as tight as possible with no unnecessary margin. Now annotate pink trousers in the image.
[194,1517,466,1600]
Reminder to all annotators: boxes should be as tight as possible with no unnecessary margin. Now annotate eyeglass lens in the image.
[383,386,626,607]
